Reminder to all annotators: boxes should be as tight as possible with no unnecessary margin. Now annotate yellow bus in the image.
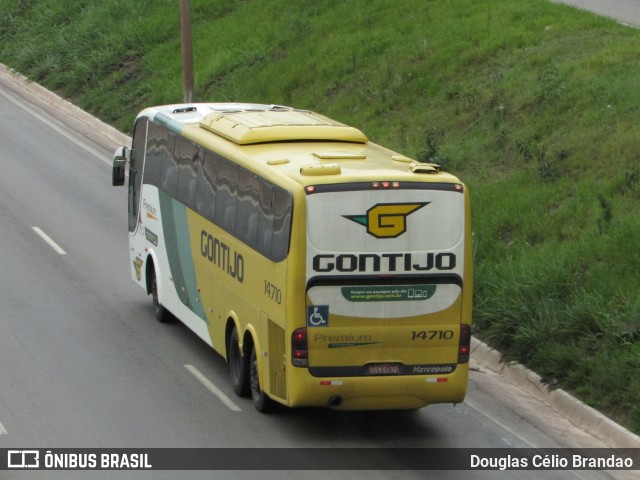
[112,103,472,412]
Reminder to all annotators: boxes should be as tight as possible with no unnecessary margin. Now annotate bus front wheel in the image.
[250,344,277,413]
[150,269,172,323]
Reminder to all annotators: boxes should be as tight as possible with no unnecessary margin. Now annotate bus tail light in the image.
[458,324,471,364]
[292,327,308,367]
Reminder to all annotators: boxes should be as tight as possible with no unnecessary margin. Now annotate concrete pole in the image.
[179,0,195,103]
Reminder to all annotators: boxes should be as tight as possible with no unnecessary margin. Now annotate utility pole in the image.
[179,0,195,102]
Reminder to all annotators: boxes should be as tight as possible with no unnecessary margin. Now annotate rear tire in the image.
[249,344,277,413]
[150,269,173,323]
[228,327,250,397]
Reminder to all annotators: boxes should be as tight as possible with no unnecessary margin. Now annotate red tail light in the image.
[292,327,308,367]
[458,324,471,364]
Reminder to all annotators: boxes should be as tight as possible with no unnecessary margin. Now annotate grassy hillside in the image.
[1,0,638,433]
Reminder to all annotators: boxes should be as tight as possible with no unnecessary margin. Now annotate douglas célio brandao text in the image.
[470,453,635,470]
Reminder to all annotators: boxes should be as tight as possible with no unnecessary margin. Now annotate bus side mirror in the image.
[112,146,129,186]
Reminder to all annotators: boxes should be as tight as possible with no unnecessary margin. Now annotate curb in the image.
[471,337,640,448]
[0,63,130,151]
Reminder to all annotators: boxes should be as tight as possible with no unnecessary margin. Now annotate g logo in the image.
[344,203,428,238]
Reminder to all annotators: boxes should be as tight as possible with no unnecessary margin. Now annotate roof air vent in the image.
[410,163,443,174]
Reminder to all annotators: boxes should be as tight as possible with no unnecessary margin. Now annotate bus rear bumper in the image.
[287,364,469,410]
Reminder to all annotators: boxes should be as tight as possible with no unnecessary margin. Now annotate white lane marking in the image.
[465,401,600,480]
[0,86,111,166]
[32,227,67,255]
[465,399,535,447]
[184,364,241,412]
[0,420,7,434]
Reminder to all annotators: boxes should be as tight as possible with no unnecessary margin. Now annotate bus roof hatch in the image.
[199,109,368,145]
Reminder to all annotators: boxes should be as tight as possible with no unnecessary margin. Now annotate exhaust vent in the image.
[410,163,443,174]
[300,164,341,176]
[313,151,366,160]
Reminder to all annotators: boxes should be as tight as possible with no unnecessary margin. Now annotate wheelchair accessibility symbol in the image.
[307,305,329,327]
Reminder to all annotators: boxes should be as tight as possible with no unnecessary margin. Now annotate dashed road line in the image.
[184,364,241,412]
[32,226,67,255]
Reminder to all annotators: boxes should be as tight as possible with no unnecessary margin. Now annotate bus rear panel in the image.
[289,181,471,409]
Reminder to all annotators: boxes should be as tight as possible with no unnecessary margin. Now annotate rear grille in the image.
[268,320,287,400]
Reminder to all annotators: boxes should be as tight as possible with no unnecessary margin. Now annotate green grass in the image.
[1,0,639,433]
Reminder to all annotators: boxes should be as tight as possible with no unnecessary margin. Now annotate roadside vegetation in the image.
[1,0,638,433]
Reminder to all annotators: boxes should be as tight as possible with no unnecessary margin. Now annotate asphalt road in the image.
[0,70,625,480]
[553,0,640,26]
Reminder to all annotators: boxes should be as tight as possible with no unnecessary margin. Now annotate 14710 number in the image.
[411,330,454,341]
[264,280,282,304]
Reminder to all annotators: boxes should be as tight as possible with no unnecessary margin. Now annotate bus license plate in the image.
[367,363,401,375]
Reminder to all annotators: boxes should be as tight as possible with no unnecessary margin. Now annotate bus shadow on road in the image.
[262,405,456,448]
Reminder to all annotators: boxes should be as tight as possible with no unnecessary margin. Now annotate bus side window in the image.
[236,168,261,247]
[176,136,199,210]
[214,159,238,233]
[143,121,164,188]
[271,189,293,261]
[257,182,274,257]
[196,150,217,222]
[128,118,148,232]
[160,131,177,196]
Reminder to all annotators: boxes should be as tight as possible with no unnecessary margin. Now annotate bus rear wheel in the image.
[228,327,250,397]
[250,344,277,413]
